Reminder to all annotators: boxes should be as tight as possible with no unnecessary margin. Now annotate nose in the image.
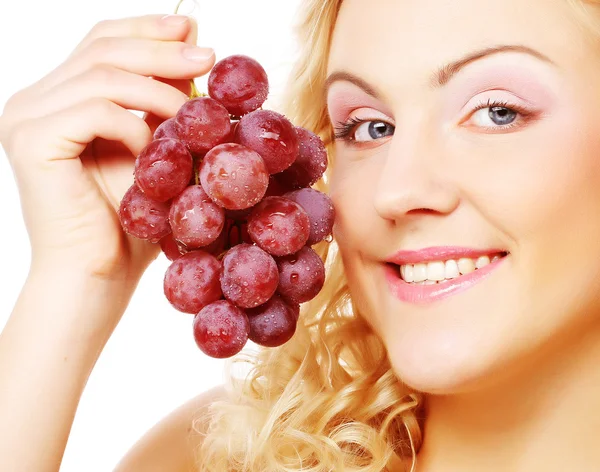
[374,128,460,222]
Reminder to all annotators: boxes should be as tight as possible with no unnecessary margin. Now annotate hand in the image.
[0,14,215,279]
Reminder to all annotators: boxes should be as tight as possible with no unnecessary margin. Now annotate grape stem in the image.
[174,0,207,100]
[174,0,186,13]
[194,157,201,185]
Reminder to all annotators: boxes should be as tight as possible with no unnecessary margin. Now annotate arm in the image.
[0,267,140,472]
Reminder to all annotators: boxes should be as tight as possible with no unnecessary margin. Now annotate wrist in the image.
[20,261,140,345]
[29,240,155,281]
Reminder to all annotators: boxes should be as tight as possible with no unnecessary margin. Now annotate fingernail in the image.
[160,14,189,26]
[182,46,215,62]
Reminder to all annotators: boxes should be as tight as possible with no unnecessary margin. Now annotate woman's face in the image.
[326,0,600,394]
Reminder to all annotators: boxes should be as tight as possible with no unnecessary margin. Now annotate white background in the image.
[0,0,301,470]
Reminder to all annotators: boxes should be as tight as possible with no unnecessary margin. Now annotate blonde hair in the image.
[194,0,600,471]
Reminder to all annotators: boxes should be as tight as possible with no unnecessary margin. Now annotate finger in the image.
[40,37,215,93]
[158,77,193,97]
[8,98,151,168]
[20,66,189,125]
[154,18,199,98]
[72,14,193,55]
[184,15,199,45]
[143,20,201,131]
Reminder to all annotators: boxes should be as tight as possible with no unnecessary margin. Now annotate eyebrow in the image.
[324,44,556,97]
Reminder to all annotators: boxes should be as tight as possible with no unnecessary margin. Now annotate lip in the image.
[384,254,508,304]
[386,246,508,265]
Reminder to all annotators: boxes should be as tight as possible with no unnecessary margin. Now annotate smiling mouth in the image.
[387,251,509,286]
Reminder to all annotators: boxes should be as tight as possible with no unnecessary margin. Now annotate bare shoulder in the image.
[113,385,227,472]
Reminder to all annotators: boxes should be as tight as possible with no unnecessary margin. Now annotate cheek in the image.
[458,107,600,309]
[329,150,383,247]
[329,150,389,325]
[524,119,600,289]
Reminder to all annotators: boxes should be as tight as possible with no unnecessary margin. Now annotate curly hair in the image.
[193,0,600,470]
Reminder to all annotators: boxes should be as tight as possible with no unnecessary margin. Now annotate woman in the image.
[2,0,600,470]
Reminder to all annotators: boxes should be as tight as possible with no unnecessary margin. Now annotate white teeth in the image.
[400,264,414,283]
[457,257,476,275]
[413,263,427,282]
[445,259,460,279]
[475,255,490,269]
[398,253,504,283]
[427,261,446,281]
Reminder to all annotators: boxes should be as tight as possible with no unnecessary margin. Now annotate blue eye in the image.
[334,118,395,142]
[472,105,518,127]
[466,98,537,131]
[354,121,395,141]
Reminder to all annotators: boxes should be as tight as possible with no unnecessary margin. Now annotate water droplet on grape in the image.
[325,234,334,243]
[290,272,299,283]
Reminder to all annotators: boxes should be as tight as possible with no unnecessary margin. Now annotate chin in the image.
[382,326,511,395]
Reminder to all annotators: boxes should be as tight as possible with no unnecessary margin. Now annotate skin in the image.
[326,0,600,470]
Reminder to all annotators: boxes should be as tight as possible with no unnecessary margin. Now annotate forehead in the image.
[327,0,590,85]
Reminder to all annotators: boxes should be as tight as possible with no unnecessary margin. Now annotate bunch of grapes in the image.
[118,55,334,359]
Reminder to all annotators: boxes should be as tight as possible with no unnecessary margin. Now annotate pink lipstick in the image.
[384,247,508,304]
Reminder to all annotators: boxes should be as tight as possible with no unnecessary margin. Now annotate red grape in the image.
[247,196,310,256]
[284,188,335,245]
[276,246,325,304]
[193,300,250,358]
[235,110,299,174]
[175,97,231,155]
[153,117,179,140]
[169,185,225,249]
[246,295,298,347]
[208,55,269,117]
[134,138,193,202]
[159,233,188,261]
[220,243,278,308]
[164,251,223,314]
[276,127,328,189]
[226,177,287,223]
[199,143,269,210]
[118,184,171,243]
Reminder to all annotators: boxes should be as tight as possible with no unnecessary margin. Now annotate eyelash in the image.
[333,98,535,142]
[334,116,367,141]
[469,98,534,130]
